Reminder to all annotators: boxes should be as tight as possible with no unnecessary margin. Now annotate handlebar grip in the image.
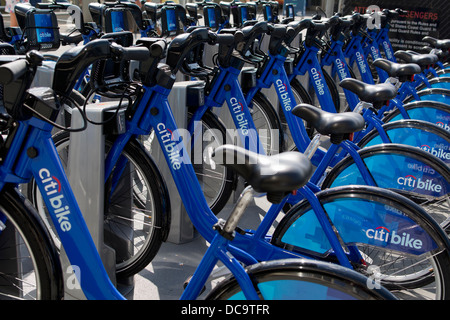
[60,33,83,45]
[150,40,167,58]
[396,8,408,15]
[0,59,28,85]
[327,15,340,26]
[215,32,235,46]
[121,46,151,61]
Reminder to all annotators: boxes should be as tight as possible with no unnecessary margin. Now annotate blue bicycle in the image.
[23,18,450,300]
[0,41,402,300]
[61,31,450,298]
[324,10,450,132]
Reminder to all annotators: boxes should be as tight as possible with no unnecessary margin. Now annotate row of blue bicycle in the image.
[0,0,449,300]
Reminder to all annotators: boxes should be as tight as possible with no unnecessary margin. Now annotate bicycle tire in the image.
[185,95,282,214]
[382,100,450,129]
[272,185,450,300]
[357,119,450,165]
[187,109,237,214]
[248,92,284,154]
[416,76,450,91]
[403,88,450,105]
[206,258,396,300]
[322,143,450,235]
[29,131,171,279]
[0,185,63,300]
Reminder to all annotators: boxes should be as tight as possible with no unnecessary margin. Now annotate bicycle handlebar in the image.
[53,39,150,96]
[0,59,28,86]
[166,27,231,74]
[60,33,84,46]
[110,42,150,61]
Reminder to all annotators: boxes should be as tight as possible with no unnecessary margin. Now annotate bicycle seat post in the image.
[219,186,256,237]
[304,133,322,160]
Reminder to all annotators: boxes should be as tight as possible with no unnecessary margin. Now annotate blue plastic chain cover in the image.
[331,153,449,197]
[363,127,450,165]
[280,197,437,256]
[389,104,450,131]
[240,6,248,22]
[264,5,273,22]
[229,280,359,300]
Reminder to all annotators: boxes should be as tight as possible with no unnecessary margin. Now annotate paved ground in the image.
[128,195,275,300]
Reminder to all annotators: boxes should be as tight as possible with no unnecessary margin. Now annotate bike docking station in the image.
[65,100,132,299]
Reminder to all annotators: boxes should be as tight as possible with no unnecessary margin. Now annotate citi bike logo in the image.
[365,226,423,249]
[39,32,52,39]
[230,97,250,135]
[382,41,393,60]
[397,174,442,193]
[275,79,293,111]
[356,52,367,74]
[311,68,325,95]
[420,144,450,161]
[335,59,347,80]
[157,123,182,170]
[436,121,450,132]
[370,46,380,59]
[38,168,72,232]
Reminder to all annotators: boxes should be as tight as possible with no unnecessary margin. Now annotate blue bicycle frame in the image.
[287,43,337,113]
[363,29,389,82]
[321,38,360,109]
[0,51,443,299]
[187,58,266,156]
[344,32,374,85]
[376,26,396,63]
[321,29,450,148]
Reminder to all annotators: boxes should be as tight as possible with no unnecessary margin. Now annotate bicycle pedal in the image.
[183,275,206,295]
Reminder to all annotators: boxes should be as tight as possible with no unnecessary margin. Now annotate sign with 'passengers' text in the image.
[343,0,450,51]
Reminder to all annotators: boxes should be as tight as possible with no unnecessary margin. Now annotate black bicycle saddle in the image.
[372,58,421,81]
[339,78,397,108]
[212,145,313,203]
[292,103,365,136]
[394,50,438,69]
[422,36,450,50]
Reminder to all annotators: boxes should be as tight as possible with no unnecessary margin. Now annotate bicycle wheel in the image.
[272,185,450,300]
[383,100,450,130]
[206,259,396,300]
[0,185,63,300]
[357,119,450,165]
[248,92,284,155]
[28,132,170,279]
[322,144,450,236]
[403,88,450,105]
[187,110,236,214]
